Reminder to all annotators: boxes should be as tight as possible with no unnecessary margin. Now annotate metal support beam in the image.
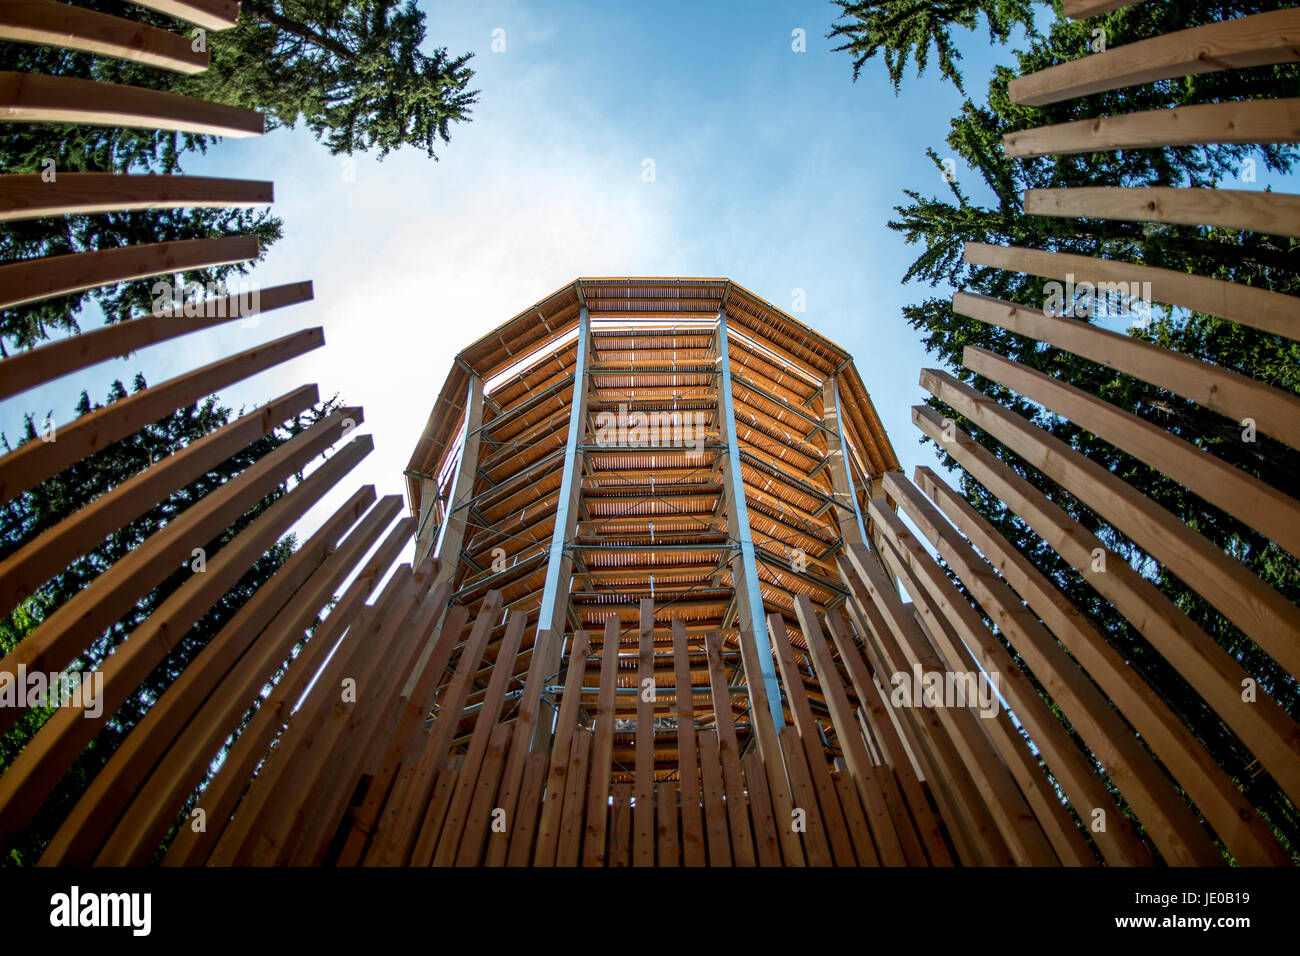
[825,373,868,548]
[533,306,592,747]
[717,309,785,730]
[420,373,484,577]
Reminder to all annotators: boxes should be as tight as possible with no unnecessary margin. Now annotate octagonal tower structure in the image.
[405,278,899,766]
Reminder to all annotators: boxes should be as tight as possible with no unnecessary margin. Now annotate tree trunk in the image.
[240,0,358,64]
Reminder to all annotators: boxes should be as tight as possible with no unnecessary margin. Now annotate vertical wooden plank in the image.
[582,617,620,866]
[825,609,955,866]
[656,780,680,867]
[633,599,656,866]
[532,630,592,865]
[454,722,515,866]
[791,598,914,865]
[502,752,549,867]
[741,751,783,866]
[778,725,835,866]
[670,618,707,867]
[765,615,859,866]
[609,783,633,868]
[432,610,528,864]
[555,728,591,867]
[734,626,805,866]
[697,730,732,866]
[703,632,757,866]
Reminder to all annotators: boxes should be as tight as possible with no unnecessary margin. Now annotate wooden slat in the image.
[953,291,1300,450]
[0,1,208,73]
[763,617,859,865]
[0,71,262,135]
[927,365,1300,688]
[374,590,504,865]
[0,172,272,222]
[836,564,1003,865]
[696,729,731,866]
[733,625,805,866]
[160,515,411,866]
[340,602,469,866]
[1063,0,1140,16]
[0,430,370,845]
[1024,186,1300,238]
[965,345,1300,558]
[220,567,418,865]
[43,488,376,865]
[483,622,551,867]
[670,618,707,867]
[910,401,1300,811]
[454,723,513,866]
[0,280,311,401]
[0,234,258,311]
[879,531,1103,866]
[823,611,954,866]
[129,0,239,30]
[913,463,1288,865]
[608,783,632,867]
[655,780,680,866]
[504,752,549,867]
[887,468,1224,864]
[530,629,591,867]
[876,479,1174,865]
[287,577,451,866]
[702,632,757,867]
[0,384,316,618]
[841,542,1059,864]
[581,617,620,866]
[633,600,656,866]
[555,728,591,867]
[790,598,916,865]
[0,400,350,739]
[1004,99,1300,158]
[1010,10,1300,106]
[964,241,1300,343]
[777,725,835,866]
[0,327,320,506]
[431,610,527,865]
[739,751,782,866]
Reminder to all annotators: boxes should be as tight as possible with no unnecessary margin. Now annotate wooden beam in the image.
[1004,99,1300,158]
[0,279,311,402]
[910,402,1300,809]
[0,327,323,505]
[0,172,272,222]
[0,385,317,619]
[0,71,262,135]
[1024,186,1300,239]
[1063,0,1142,17]
[1010,10,1300,106]
[913,464,1289,865]
[963,241,1300,343]
[0,430,372,842]
[0,1,209,73]
[964,345,1300,557]
[633,600,656,866]
[128,0,240,31]
[953,290,1300,450]
[0,234,258,311]
[926,365,1300,682]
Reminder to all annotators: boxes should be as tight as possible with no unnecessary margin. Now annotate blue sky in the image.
[4,0,1290,564]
